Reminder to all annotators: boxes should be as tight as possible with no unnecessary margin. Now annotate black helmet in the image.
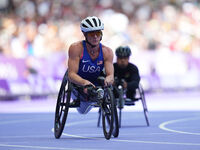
[115,46,131,58]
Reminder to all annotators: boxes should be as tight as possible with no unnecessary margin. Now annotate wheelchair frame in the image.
[54,71,119,140]
[97,83,149,128]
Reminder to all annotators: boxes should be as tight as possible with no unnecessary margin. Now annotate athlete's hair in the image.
[115,46,132,58]
[80,16,104,32]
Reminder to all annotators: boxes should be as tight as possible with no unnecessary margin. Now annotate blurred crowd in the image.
[0,0,200,92]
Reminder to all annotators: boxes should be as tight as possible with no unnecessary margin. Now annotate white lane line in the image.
[0,118,99,150]
[159,117,200,135]
[61,132,200,146]
[51,118,200,146]
[111,139,200,146]
[0,144,93,150]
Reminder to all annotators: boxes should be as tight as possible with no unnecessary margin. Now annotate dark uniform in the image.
[114,62,140,99]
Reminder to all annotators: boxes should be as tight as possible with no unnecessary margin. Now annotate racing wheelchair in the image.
[97,79,149,128]
[54,71,119,140]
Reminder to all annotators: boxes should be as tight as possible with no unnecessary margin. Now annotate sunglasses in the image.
[87,31,102,37]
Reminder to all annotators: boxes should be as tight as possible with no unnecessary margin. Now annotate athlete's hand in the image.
[104,76,114,86]
[83,80,95,94]
[122,81,127,89]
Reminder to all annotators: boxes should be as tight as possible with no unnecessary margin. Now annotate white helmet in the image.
[80,16,104,32]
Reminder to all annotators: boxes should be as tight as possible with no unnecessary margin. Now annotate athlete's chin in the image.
[91,40,100,44]
[93,42,99,45]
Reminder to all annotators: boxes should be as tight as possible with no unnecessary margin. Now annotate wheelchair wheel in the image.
[112,100,119,138]
[139,84,150,126]
[118,108,122,128]
[102,87,119,139]
[54,72,72,139]
[117,87,124,128]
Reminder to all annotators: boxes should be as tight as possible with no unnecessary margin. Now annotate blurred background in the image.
[0,0,200,100]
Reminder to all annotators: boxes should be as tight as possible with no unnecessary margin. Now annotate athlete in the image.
[114,46,140,100]
[67,16,114,114]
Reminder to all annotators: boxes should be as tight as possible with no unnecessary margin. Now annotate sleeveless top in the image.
[78,41,104,85]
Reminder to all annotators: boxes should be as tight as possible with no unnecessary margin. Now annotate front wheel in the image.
[102,87,119,139]
[112,99,119,137]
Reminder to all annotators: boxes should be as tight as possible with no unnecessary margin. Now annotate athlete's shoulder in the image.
[128,63,139,71]
[69,41,83,49]
[68,41,83,57]
[101,44,112,51]
[101,44,113,57]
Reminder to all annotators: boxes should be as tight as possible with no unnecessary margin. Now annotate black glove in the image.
[84,85,97,96]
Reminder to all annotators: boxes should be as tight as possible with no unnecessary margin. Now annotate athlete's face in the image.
[117,57,129,69]
[85,31,102,45]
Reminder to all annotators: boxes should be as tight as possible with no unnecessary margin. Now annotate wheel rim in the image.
[102,88,115,140]
[54,81,71,138]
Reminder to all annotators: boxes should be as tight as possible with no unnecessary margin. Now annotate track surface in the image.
[0,91,200,150]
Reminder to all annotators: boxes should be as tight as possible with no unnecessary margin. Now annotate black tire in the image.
[112,100,119,138]
[139,84,150,126]
[54,72,72,138]
[117,87,124,128]
[118,109,122,128]
[102,87,116,140]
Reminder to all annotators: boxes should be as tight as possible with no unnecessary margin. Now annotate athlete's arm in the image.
[103,46,114,86]
[68,42,94,87]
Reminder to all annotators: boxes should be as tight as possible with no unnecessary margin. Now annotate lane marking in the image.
[0,144,96,150]
[111,139,200,146]
[0,118,99,150]
[159,117,200,135]
[52,118,200,146]
[61,132,200,146]
[2,113,200,148]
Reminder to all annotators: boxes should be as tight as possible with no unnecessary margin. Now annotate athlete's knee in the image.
[77,102,92,114]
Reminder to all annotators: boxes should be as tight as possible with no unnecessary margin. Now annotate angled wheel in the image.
[54,71,72,138]
[116,87,124,128]
[139,84,150,126]
[102,87,119,139]
[112,99,119,138]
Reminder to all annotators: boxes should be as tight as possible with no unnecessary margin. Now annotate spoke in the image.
[59,106,63,119]
[60,103,65,106]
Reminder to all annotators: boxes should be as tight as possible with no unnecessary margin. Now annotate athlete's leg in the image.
[77,101,93,114]
[71,88,94,114]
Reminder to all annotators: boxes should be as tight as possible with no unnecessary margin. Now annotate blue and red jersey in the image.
[78,41,104,85]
